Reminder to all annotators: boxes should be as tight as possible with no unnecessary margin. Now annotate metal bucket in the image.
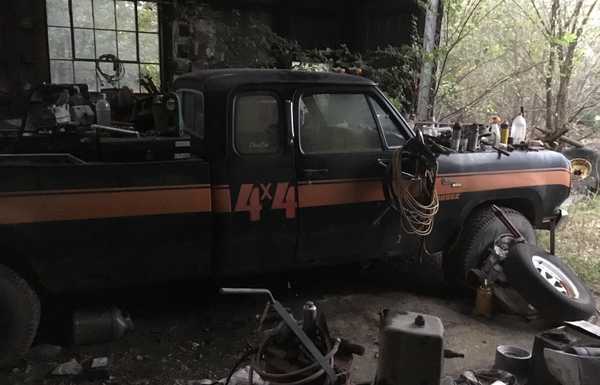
[494,345,531,377]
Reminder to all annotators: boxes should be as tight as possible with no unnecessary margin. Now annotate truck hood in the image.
[437,149,571,175]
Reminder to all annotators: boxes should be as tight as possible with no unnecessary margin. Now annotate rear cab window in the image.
[178,89,205,138]
[234,93,282,155]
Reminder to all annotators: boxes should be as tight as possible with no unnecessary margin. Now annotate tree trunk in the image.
[545,0,560,133]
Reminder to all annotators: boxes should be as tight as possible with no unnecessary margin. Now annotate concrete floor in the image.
[318,288,548,383]
[3,258,579,385]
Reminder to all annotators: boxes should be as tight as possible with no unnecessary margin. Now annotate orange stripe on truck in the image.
[0,186,212,225]
[435,168,571,195]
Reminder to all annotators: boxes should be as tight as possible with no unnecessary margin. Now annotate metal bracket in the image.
[220,288,337,384]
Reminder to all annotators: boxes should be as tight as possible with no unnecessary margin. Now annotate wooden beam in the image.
[535,127,585,148]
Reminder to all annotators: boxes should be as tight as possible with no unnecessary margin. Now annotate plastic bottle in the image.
[500,122,510,145]
[451,122,462,151]
[511,108,527,144]
[95,93,111,126]
[489,116,501,146]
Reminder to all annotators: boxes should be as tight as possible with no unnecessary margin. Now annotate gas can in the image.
[375,311,444,385]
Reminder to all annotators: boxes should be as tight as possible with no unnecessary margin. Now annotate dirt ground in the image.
[1,255,592,385]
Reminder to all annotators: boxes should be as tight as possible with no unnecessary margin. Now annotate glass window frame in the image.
[232,91,284,157]
[45,0,161,93]
[176,89,205,139]
[366,94,408,149]
[296,88,387,156]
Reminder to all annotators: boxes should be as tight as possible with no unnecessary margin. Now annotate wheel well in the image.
[445,198,537,255]
[0,244,44,296]
[487,198,537,225]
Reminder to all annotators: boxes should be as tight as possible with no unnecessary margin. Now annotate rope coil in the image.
[386,149,439,236]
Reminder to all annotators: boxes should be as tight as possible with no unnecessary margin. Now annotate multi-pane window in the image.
[46,0,160,92]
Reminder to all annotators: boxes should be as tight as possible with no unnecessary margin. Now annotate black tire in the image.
[562,147,600,192]
[504,243,596,322]
[444,206,536,286]
[0,265,41,368]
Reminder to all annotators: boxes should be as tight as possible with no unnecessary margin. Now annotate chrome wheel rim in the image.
[531,255,580,299]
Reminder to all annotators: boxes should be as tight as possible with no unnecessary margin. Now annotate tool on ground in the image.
[221,288,363,385]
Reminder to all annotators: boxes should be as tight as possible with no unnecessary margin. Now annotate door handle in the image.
[303,168,329,178]
[377,158,391,168]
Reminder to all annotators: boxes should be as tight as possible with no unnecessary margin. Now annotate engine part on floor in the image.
[493,345,531,378]
[491,204,596,322]
[375,310,444,385]
[544,348,600,385]
[467,234,538,318]
[221,288,363,385]
[72,307,134,346]
[529,322,600,385]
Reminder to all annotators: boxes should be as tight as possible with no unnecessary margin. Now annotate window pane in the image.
[117,31,137,61]
[74,29,96,59]
[96,30,117,57]
[50,60,74,84]
[235,94,281,154]
[299,93,381,154]
[137,1,158,32]
[48,27,72,59]
[116,1,136,31]
[139,33,159,63]
[73,0,93,28]
[181,92,205,138]
[369,97,405,147]
[141,64,160,90]
[46,0,70,27]
[121,63,140,92]
[74,61,98,91]
[94,0,116,29]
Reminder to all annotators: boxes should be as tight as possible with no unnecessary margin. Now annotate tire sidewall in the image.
[448,208,536,284]
[0,266,40,368]
[505,243,596,321]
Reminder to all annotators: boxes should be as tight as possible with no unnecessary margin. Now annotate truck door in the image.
[294,88,407,265]
[223,87,298,274]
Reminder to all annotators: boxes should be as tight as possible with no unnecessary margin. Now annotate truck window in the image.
[235,94,281,155]
[180,91,205,138]
[299,93,382,154]
[368,96,406,148]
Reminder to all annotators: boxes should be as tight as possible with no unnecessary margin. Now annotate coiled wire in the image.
[387,149,439,236]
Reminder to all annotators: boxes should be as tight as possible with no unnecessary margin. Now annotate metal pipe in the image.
[92,124,141,138]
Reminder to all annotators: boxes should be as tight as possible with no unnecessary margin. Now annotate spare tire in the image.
[562,147,600,193]
[0,265,41,368]
[504,243,596,322]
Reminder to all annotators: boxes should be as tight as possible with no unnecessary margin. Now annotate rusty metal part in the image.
[491,205,525,241]
[221,288,363,385]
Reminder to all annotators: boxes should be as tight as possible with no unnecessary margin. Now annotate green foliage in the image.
[173,3,421,113]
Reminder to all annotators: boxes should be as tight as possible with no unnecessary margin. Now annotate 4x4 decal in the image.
[234,182,296,221]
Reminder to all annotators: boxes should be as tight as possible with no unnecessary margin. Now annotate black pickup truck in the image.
[0,69,571,365]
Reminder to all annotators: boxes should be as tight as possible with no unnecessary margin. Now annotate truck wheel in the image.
[444,206,536,287]
[0,265,41,368]
[504,243,596,322]
[562,147,600,193]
